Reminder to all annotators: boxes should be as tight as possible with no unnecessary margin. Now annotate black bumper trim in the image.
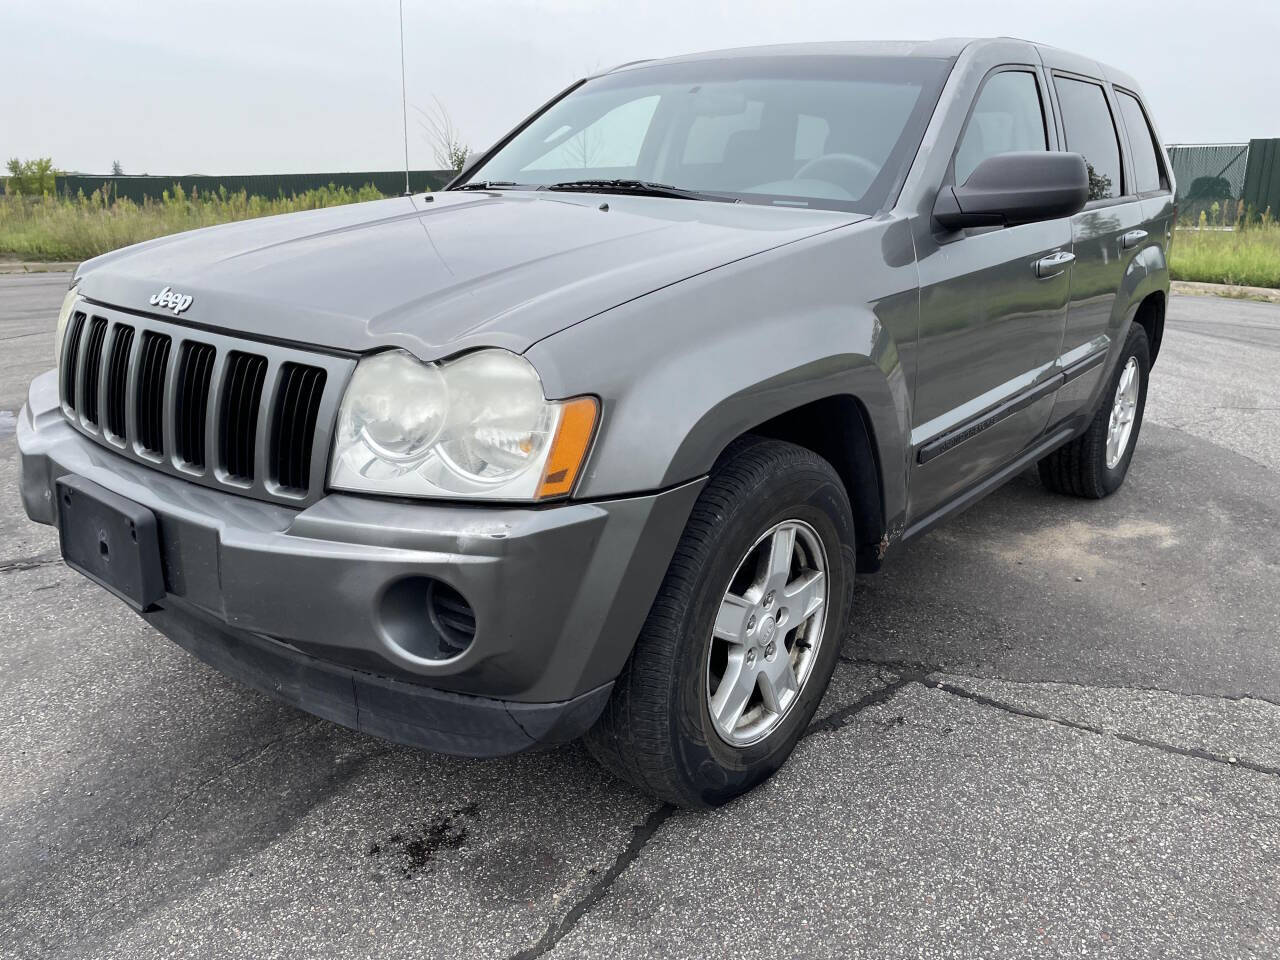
[145,603,613,758]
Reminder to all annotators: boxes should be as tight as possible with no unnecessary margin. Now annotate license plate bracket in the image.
[56,475,164,611]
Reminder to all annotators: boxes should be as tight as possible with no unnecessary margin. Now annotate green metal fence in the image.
[1166,143,1249,222]
[52,169,456,203]
[1242,139,1280,221]
[39,143,1280,224]
[1165,140,1280,224]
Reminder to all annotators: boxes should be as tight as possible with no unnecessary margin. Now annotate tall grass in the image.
[5,183,1279,290]
[1171,221,1280,289]
[0,183,386,262]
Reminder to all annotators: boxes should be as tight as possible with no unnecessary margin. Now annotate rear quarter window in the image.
[1117,91,1165,194]
[1053,76,1123,201]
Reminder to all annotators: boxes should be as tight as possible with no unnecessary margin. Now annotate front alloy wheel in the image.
[585,437,855,808]
[708,520,828,746]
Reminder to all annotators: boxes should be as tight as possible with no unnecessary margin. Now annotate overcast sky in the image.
[4,0,1277,176]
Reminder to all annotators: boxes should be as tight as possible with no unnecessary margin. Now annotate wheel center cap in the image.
[760,616,777,644]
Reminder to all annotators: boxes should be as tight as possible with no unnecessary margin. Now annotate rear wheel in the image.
[584,437,856,808]
[1039,323,1150,499]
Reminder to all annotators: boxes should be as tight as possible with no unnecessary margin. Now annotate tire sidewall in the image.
[668,459,854,806]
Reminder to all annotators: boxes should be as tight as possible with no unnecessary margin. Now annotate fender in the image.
[1096,235,1169,397]
[527,216,920,538]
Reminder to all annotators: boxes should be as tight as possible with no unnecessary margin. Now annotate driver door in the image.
[908,65,1073,523]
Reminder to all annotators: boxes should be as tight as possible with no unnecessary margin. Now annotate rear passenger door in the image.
[909,65,1073,521]
[1044,73,1149,424]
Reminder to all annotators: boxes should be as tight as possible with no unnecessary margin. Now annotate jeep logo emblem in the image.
[149,286,193,315]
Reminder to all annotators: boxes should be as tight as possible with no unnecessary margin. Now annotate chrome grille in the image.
[59,305,354,506]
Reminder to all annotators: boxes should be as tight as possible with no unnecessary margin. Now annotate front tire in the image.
[584,437,856,808]
[1039,323,1150,499]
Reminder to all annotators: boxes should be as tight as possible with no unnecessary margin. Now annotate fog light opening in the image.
[380,576,477,663]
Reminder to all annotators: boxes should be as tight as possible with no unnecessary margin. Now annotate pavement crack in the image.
[0,553,62,575]
[135,720,319,845]
[842,655,1280,710]
[933,679,1280,779]
[510,803,676,960]
[807,672,926,735]
[509,668,943,959]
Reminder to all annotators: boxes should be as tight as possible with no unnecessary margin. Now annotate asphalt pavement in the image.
[1,273,1278,959]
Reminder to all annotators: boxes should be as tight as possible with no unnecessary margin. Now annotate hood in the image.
[76,191,863,358]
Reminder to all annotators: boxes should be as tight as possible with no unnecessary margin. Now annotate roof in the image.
[605,38,1140,93]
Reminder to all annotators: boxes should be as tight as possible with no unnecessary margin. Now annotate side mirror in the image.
[933,151,1089,230]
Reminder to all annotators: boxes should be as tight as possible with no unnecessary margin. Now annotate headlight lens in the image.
[330,348,597,501]
[53,283,81,369]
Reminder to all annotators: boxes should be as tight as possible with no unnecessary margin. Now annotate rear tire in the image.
[1039,323,1150,499]
[584,437,856,808]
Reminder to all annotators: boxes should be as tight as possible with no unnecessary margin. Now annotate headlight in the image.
[54,282,81,369]
[330,348,598,501]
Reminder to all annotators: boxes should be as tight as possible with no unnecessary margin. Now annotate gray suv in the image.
[17,38,1173,807]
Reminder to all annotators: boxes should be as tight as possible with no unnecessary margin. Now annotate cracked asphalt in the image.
[2,274,1278,959]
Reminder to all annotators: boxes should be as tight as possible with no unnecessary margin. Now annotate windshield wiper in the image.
[455,180,526,191]
[539,179,735,202]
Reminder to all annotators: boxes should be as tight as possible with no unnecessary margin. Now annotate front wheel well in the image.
[1134,291,1165,365]
[738,395,886,573]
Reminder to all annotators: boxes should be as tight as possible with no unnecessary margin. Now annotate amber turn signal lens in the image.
[536,396,599,499]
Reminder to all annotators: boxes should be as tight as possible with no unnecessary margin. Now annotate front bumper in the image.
[18,370,702,754]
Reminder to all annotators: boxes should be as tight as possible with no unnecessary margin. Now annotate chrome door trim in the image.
[912,335,1110,464]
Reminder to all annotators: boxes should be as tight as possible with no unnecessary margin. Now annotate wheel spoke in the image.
[782,569,825,623]
[710,650,756,731]
[763,525,796,592]
[758,655,799,714]
[714,592,753,644]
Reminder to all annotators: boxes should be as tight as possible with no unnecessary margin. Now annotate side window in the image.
[1053,76,1123,201]
[1117,91,1165,194]
[954,70,1047,185]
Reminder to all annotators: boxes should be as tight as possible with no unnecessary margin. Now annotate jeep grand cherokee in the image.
[18,38,1172,807]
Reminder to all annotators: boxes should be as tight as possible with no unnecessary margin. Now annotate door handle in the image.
[1035,251,1075,278]
[1121,229,1148,249]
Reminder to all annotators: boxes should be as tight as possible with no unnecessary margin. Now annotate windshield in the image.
[456,55,952,212]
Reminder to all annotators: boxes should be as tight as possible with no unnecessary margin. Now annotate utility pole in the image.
[399,0,411,195]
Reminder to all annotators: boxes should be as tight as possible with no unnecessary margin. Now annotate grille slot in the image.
[104,324,135,440]
[270,363,327,491]
[79,317,109,427]
[174,341,216,468]
[218,351,268,482]
[135,331,172,456]
[60,312,87,410]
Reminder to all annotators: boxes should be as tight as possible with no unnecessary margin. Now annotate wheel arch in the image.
[1133,289,1165,365]
[740,394,888,573]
